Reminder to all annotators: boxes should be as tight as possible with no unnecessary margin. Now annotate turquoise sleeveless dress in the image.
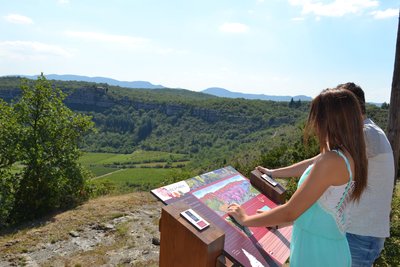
[289,150,353,267]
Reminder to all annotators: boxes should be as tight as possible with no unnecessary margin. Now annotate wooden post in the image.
[250,169,286,204]
[388,10,400,184]
[159,200,225,267]
[216,255,241,267]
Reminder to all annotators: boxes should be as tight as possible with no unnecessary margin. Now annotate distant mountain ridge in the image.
[6,74,312,101]
[19,74,165,89]
[202,87,312,102]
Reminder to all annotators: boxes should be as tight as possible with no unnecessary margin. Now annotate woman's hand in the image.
[227,203,248,225]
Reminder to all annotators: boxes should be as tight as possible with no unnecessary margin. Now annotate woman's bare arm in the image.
[229,152,348,227]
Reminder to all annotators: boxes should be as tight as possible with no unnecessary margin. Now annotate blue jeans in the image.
[346,233,385,267]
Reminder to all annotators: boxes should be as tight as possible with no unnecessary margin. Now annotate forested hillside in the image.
[1,77,390,170]
[0,76,389,173]
[0,76,310,171]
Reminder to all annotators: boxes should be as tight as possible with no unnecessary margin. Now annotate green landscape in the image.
[0,75,392,202]
[0,75,398,266]
[80,150,189,193]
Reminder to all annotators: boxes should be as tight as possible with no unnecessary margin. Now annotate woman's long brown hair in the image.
[305,88,368,201]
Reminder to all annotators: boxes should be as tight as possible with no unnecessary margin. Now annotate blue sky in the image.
[0,0,398,102]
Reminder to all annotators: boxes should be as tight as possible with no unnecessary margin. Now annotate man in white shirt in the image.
[338,82,395,267]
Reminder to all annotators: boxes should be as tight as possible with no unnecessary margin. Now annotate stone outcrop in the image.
[0,85,249,124]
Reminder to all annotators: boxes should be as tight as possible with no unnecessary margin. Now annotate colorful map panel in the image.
[151,166,292,266]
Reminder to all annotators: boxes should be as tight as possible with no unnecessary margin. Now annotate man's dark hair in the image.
[337,82,366,115]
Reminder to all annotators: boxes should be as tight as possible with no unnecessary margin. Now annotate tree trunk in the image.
[388,11,400,184]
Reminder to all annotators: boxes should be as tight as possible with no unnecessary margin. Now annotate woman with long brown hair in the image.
[228,88,368,266]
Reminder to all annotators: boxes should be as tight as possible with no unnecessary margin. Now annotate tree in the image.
[381,102,390,109]
[0,100,21,227]
[10,74,94,223]
[388,10,400,184]
[0,100,20,168]
[289,97,295,108]
[296,99,301,108]
[137,118,153,141]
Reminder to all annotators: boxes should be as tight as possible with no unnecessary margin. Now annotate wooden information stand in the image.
[250,169,286,204]
[156,167,290,267]
[159,200,225,267]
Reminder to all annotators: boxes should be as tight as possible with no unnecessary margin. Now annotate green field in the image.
[80,150,189,193]
[80,150,188,166]
[86,165,117,177]
[93,168,176,191]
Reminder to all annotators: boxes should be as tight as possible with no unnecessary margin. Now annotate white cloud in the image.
[66,30,185,56]
[0,41,71,60]
[370,8,398,19]
[155,47,189,56]
[219,23,249,33]
[289,0,379,17]
[58,0,70,4]
[291,17,305,21]
[4,14,33,24]
[65,31,149,47]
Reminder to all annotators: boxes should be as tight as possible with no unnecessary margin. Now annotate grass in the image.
[92,168,175,191]
[0,193,157,257]
[80,150,190,193]
[87,165,118,177]
[79,152,120,165]
[129,150,188,162]
[80,150,188,166]
[115,222,130,237]
[375,182,400,266]
[135,161,190,168]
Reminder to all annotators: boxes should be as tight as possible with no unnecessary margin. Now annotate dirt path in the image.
[92,168,125,180]
[0,192,162,267]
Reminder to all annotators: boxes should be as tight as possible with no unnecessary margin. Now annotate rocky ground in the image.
[0,192,163,267]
